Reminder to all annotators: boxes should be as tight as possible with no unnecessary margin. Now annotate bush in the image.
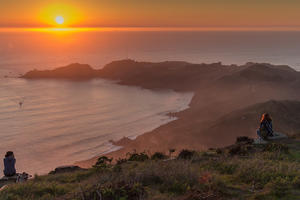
[95,156,113,166]
[151,152,168,160]
[177,149,196,160]
[127,152,149,162]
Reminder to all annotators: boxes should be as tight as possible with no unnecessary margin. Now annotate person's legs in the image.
[257,129,262,138]
[4,172,16,177]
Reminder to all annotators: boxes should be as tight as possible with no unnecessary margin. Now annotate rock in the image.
[254,138,269,144]
[268,132,288,140]
[254,132,288,145]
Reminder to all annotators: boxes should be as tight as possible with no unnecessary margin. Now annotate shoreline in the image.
[75,95,193,168]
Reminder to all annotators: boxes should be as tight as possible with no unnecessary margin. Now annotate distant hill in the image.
[22,63,96,80]
[218,63,300,85]
[97,59,238,91]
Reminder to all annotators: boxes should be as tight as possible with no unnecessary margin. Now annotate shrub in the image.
[151,152,168,160]
[177,149,196,160]
[95,156,113,166]
[127,152,149,162]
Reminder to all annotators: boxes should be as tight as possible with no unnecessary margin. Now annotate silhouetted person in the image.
[257,113,274,140]
[3,151,16,177]
[19,101,23,108]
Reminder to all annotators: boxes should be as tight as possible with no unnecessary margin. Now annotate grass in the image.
[0,138,299,200]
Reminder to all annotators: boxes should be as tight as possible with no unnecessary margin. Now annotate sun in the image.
[55,16,64,25]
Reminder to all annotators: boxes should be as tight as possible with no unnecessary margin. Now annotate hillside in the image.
[1,137,299,200]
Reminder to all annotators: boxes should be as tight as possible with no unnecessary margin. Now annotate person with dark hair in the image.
[257,113,274,140]
[3,151,16,177]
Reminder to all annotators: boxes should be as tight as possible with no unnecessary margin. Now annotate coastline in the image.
[75,93,194,168]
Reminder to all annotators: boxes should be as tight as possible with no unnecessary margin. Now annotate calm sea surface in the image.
[0,30,300,175]
[1,31,300,75]
[0,78,192,175]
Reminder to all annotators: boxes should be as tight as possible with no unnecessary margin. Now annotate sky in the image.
[1,0,300,28]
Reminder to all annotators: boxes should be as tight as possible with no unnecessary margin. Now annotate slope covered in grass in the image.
[1,138,299,200]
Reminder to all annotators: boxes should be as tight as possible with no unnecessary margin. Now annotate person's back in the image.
[3,151,16,177]
[257,113,274,140]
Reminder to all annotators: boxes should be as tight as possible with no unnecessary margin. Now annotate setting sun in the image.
[37,3,83,27]
[55,16,64,25]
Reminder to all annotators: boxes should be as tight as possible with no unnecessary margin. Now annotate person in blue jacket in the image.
[257,113,274,140]
[3,151,16,177]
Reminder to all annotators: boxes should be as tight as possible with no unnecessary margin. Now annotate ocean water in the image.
[1,31,300,76]
[0,78,193,175]
[1,30,300,175]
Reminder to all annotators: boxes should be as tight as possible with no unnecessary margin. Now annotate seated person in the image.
[3,151,16,177]
[257,113,274,140]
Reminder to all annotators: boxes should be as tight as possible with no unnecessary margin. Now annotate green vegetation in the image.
[1,139,299,200]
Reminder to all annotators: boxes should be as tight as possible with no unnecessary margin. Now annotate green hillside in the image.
[1,137,299,200]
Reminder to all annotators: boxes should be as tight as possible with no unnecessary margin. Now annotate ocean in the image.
[1,30,300,75]
[0,78,192,175]
[1,30,300,175]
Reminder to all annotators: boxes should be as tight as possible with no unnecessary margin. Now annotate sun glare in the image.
[38,3,83,27]
[55,16,64,25]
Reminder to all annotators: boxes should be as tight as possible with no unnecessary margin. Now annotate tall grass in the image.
[0,141,299,200]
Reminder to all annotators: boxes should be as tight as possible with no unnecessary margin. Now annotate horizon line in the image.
[2,26,300,32]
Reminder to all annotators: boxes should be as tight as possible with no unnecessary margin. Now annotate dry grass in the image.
[1,140,299,200]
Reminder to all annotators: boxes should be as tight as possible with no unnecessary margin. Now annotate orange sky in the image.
[1,0,300,28]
